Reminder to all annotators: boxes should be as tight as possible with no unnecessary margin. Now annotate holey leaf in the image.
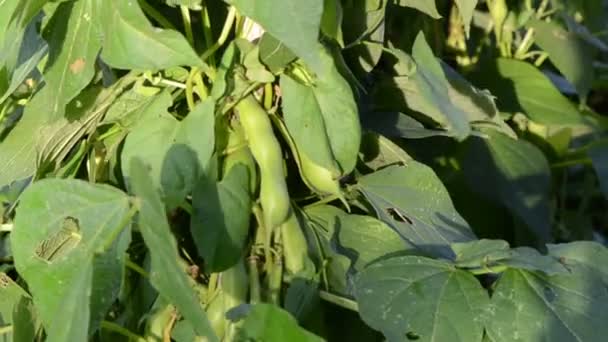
[99,0,202,69]
[128,158,217,341]
[354,256,489,342]
[11,179,133,341]
[358,164,476,258]
[227,0,323,73]
[281,47,361,175]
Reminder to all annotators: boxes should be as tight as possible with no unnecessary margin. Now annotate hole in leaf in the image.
[406,331,420,340]
[0,273,11,288]
[35,216,82,263]
[386,207,413,224]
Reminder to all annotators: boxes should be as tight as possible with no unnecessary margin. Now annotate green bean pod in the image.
[298,149,344,200]
[222,123,258,195]
[236,95,291,230]
[280,209,315,279]
[205,291,226,339]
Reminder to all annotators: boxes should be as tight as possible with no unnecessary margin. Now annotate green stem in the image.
[514,28,535,59]
[100,321,146,342]
[138,0,176,30]
[319,291,359,312]
[304,194,340,209]
[551,158,593,169]
[200,1,216,66]
[468,264,509,275]
[180,5,195,46]
[248,256,262,304]
[99,198,140,252]
[125,257,149,278]
[263,83,273,110]
[200,6,237,62]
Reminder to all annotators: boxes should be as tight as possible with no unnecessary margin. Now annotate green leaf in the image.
[472,58,582,125]
[527,18,594,98]
[485,268,608,342]
[191,164,251,272]
[588,140,608,200]
[373,33,471,139]
[42,0,101,119]
[128,158,217,341]
[0,273,29,338]
[99,0,202,70]
[451,239,511,268]
[320,0,343,44]
[11,179,132,340]
[280,47,361,175]
[227,0,323,72]
[358,164,476,258]
[258,33,296,73]
[454,0,478,36]
[463,130,552,243]
[232,304,324,342]
[121,95,215,209]
[501,247,568,275]
[0,10,47,104]
[396,0,441,18]
[547,241,608,283]
[9,0,49,29]
[355,256,489,342]
[359,132,413,171]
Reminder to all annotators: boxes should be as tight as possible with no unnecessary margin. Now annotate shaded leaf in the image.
[122,95,215,209]
[463,130,552,243]
[281,47,361,175]
[528,18,594,98]
[396,0,441,18]
[258,33,296,73]
[128,158,217,341]
[547,241,608,283]
[355,256,489,342]
[588,140,608,200]
[358,164,476,258]
[191,164,251,272]
[451,239,511,268]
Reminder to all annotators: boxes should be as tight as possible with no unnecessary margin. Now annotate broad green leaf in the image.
[211,43,236,100]
[454,0,478,36]
[11,297,38,342]
[232,304,324,342]
[588,140,608,200]
[258,33,296,73]
[42,0,101,119]
[8,0,49,29]
[102,89,159,127]
[122,94,215,209]
[355,256,489,342]
[463,130,552,243]
[547,241,608,283]
[280,48,361,175]
[358,164,476,258]
[373,33,470,140]
[472,58,582,124]
[227,0,323,72]
[486,268,608,342]
[99,0,202,69]
[11,179,132,340]
[501,247,568,275]
[321,0,343,44]
[527,18,594,98]
[396,0,441,18]
[128,158,217,341]
[359,132,413,171]
[191,164,251,272]
[451,239,511,268]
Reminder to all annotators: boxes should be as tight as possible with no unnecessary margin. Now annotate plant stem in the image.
[100,321,146,342]
[248,256,262,304]
[468,264,509,275]
[551,158,593,169]
[125,257,149,278]
[138,0,176,30]
[100,198,140,252]
[319,291,359,312]
[200,1,216,66]
[180,6,195,46]
[200,6,237,62]
[263,83,273,110]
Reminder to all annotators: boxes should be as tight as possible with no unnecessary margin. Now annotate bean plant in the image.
[1,0,607,341]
